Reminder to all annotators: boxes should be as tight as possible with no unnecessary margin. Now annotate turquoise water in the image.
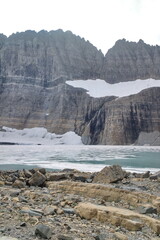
[0,145,160,173]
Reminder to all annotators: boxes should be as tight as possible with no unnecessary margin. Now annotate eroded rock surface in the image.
[0,32,160,145]
[1,167,160,239]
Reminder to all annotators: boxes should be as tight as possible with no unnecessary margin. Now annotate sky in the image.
[0,0,160,54]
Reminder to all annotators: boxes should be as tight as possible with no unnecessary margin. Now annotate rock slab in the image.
[28,171,46,186]
[35,224,52,239]
[93,165,125,183]
[75,202,160,234]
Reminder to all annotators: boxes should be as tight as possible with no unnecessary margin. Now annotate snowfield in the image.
[0,127,83,145]
[66,78,160,98]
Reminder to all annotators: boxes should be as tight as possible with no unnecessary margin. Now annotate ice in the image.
[0,127,83,145]
[0,145,160,173]
[66,78,160,98]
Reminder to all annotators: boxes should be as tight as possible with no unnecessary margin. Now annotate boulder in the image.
[12,180,26,188]
[9,190,21,197]
[28,171,46,187]
[20,207,43,217]
[142,171,150,178]
[23,169,32,178]
[150,171,160,180]
[72,175,88,182]
[30,168,46,175]
[93,165,126,184]
[43,205,58,215]
[63,208,75,215]
[48,173,67,181]
[35,224,52,239]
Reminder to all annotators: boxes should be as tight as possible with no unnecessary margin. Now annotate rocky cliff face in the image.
[0,31,160,145]
[82,87,160,145]
[0,81,111,135]
[0,30,103,87]
[102,39,160,83]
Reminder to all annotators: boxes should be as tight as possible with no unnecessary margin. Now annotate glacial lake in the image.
[0,145,160,173]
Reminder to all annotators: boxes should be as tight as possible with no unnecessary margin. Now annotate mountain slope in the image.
[0,31,160,145]
[0,30,103,87]
[102,39,160,83]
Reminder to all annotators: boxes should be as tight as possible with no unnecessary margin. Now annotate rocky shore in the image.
[0,165,160,240]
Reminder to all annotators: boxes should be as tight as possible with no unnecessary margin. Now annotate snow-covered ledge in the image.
[0,127,83,145]
[66,78,160,98]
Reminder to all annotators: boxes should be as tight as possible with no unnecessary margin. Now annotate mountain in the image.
[102,39,160,83]
[0,30,103,87]
[0,30,160,145]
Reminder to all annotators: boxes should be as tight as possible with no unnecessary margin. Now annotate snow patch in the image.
[66,78,160,98]
[0,127,83,145]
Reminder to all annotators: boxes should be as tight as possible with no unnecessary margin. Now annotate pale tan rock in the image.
[43,205,58,215]
[12,197,19,202]
[114,232,128,240]
[12,180,25,188]
[48,173,67,181]
[75,202,160,234]
[0,181,5,186]
[48,181,160,213]
[121,219,143,231]
[0,237,19,240]
[57,208,64,215]
[60,201,66,207]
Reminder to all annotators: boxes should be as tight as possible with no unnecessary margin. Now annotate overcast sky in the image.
[0,0,159,54]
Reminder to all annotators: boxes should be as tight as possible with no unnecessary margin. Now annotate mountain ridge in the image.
[0,30,160,145]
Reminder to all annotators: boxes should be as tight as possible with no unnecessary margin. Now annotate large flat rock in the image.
[75,202,160,234]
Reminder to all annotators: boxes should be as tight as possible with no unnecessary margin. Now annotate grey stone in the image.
[150,171,160,180]
[10,190,21,197]
[72,175,87,182]
[63,208,75,215]
[23,169,32,178]
[48,173,67,181]
[57,235,74,240]
[20,222,26,227]
[93,233,108,240]
[142,171,150,178]
[137,206,157,214]
[18,196,28,203]
[0,227,6,233]
[20,209,43,217]
[28,171,46,186]
[33,168,46,175]
[35,224,52,239]
[93,165,126,184]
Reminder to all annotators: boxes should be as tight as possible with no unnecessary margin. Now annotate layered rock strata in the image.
[0,31,160,145]
[102,39,160,83]
[81,87,160,144]
[0,30,103,87]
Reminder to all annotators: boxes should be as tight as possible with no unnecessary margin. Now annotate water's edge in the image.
[0,145,160,173]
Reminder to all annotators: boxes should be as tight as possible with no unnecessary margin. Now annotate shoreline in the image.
[0,165,160,240]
